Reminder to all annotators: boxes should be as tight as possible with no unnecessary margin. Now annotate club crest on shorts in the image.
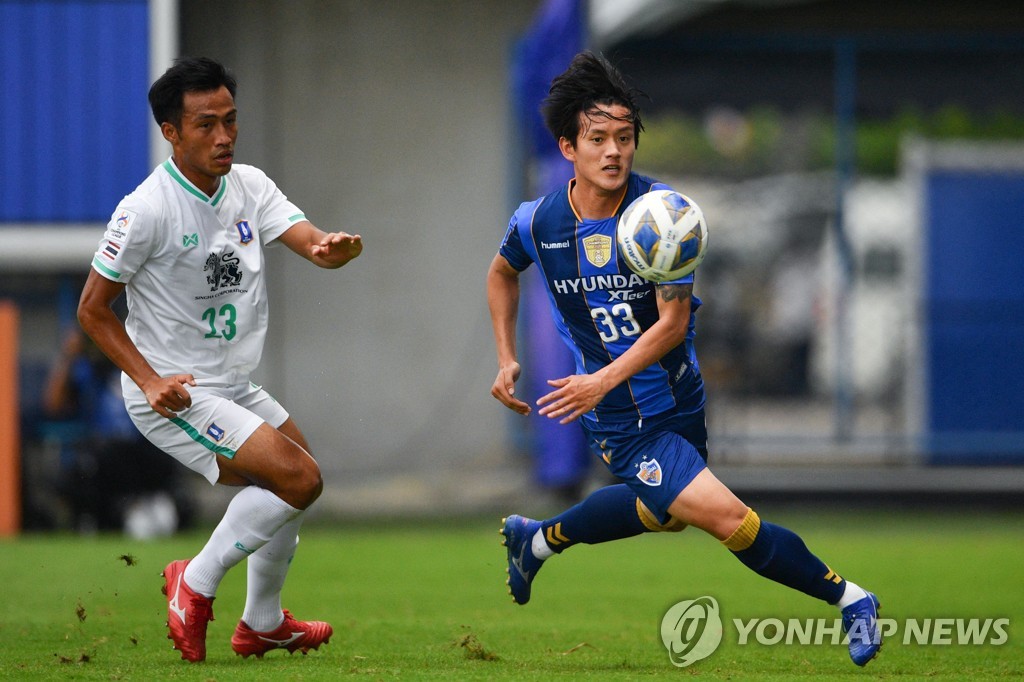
[206,422,225,442]
[637,458,663,486]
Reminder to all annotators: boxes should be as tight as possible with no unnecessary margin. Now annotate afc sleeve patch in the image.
[108,207,138,240]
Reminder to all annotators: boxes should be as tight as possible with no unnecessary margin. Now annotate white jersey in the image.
[92,159,304,385]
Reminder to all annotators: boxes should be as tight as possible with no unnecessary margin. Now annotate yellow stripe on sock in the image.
[721,508,761,551]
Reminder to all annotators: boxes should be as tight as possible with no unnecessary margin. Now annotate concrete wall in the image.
[180,1,540,507]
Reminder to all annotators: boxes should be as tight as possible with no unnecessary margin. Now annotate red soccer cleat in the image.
[230,609,333,658]
[161,559,215,662]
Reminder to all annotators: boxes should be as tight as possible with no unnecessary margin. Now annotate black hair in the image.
[147,57,237,129]
[541,51,645,148]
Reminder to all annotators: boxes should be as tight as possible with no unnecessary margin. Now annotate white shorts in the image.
[123,378,290,485]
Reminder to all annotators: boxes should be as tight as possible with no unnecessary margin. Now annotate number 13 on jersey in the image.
[202,304,238,340]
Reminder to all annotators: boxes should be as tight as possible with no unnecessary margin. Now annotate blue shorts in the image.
[581,408,708,523]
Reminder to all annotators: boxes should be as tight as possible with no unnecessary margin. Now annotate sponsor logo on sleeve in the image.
[109,209,137,239]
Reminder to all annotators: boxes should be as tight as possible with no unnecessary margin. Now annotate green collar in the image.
[162,159,228,206]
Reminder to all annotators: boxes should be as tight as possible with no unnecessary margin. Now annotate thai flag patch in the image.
[235,220,253,244]
[102,241,121,260]
[207,422,225,442]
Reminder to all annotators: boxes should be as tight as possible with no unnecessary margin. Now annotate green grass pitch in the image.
[0,506,1021,680]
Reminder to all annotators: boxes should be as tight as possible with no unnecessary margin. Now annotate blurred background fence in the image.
[2,0,1023,533]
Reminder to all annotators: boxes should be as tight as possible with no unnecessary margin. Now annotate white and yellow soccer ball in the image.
[616,190,709,282]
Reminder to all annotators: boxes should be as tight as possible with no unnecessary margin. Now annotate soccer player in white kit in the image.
[78,57,362,662]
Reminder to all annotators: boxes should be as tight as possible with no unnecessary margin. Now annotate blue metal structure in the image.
[0,0,150,222]
[923,168,1024,462]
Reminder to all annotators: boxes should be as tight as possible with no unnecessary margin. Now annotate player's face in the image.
[560,103,636,197]
[163,86,237,196]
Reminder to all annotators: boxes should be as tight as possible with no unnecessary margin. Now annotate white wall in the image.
[181,0,541,506]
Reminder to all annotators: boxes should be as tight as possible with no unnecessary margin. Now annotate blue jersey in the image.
[499,173,705,425]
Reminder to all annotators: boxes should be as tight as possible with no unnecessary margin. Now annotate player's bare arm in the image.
[487,254,531,415]
[537,283,692,424]
[77,269,195,418]
[657,282,692,303]
[277,220,363,269]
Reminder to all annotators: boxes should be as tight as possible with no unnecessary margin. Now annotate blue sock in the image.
[723,508,846,604]
[539,484,678,553]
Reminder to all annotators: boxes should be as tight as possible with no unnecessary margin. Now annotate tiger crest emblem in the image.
[204,251,243,291]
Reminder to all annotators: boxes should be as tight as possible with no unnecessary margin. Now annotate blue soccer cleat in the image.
[500,515,545,605]
[842,591,882,666]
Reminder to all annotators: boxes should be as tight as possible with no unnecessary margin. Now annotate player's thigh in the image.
[276,417,313,455]
[125,385,268,486]
[233,384,313,454]
[214,386,321,504]
[666,468,748,541]
[218,421,320,491]
[602,424,707,525]
[593,412,747,540]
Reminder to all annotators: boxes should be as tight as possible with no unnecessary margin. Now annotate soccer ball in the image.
[616,190,708,282]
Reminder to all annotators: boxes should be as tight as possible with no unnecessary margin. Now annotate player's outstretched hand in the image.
[143,374,197,419]
[491,362,531,415]
[311,231,363,268]
[537,374,607,424]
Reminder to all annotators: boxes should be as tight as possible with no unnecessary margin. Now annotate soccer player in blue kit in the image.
[487,51,882,667]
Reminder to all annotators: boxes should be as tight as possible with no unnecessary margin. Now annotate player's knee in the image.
[720,507,761,551]
[290,457,323,508]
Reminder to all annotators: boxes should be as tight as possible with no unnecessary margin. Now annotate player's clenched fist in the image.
[143,374,197,418]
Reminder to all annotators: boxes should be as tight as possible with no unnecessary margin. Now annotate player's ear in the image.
[160,121,179,144]
[558,136,577,163]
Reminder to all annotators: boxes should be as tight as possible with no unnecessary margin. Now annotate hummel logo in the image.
[183,233,199,247]
[540,239,570,250]
[169,573,187,625]
[545,522,569,546]
[258,631,304,647]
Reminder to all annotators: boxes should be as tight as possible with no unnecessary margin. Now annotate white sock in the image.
[184,486,302,598]
[241,512,305,632]
[531,529,554,560]
[836,580,869,609]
